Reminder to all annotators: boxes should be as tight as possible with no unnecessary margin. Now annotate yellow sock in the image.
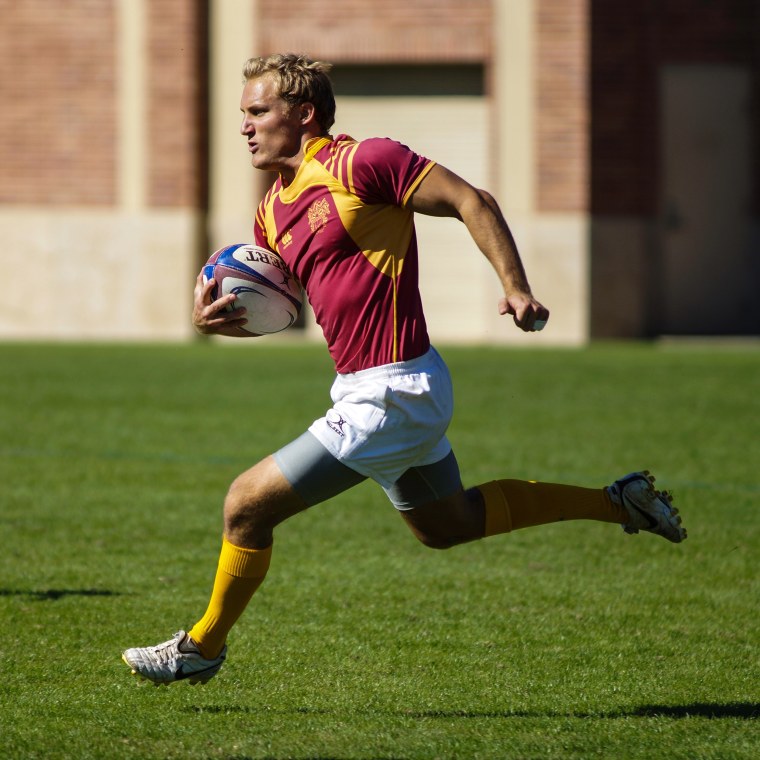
[478,479,628,537]
[188,537,272,658]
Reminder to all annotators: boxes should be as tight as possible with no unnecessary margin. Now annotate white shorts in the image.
[308,347,454,489]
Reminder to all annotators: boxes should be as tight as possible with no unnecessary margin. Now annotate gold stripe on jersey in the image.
[340,141,412,278]
[402,160,436,206]
[344,141,360,195]
[258,189,280,253]
[324,149,337,179]
[391,255,399,361]
[255,205,266,233]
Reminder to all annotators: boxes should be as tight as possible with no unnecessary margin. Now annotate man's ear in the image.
[299,102,317,125]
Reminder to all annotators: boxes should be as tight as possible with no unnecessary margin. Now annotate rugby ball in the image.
[202,244,302,335]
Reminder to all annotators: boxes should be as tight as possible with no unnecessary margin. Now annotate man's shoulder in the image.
[326,134,414,156]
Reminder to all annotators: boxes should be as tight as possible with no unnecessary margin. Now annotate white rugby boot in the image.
[607,470,687,543]
[122,630,226,686]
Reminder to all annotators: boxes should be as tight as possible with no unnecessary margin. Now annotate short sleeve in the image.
[349,137,435,207]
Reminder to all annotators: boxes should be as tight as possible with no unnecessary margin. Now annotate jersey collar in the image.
[303,135,333,158]
[279,136,338,199]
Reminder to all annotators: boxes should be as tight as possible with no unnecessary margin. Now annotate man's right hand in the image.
[192,272,250,336]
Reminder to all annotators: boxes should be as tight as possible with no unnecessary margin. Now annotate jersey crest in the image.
[307,197,331,233]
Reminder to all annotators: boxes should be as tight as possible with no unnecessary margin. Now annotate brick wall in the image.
[260,0,593,215]
[258,0,492,62]
[147,0,208,209]
[591,0,759,215]
[535,0,590,212]
[0,0,117,205]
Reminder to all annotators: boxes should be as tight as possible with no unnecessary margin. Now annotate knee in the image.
[223,475,265,534]
[221,459,305,547]
[411,528,467,551]
[401,489,484,550]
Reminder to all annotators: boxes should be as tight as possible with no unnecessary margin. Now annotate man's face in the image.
[240,73,306,177]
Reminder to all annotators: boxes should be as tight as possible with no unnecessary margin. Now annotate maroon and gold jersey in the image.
[254,134,435,373]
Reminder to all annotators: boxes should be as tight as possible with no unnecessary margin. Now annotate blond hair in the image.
[242,53,336,133]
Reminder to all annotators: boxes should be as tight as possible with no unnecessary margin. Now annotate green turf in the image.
[1,341,758,759]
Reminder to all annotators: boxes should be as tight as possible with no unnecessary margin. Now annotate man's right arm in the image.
[192,273,252,337]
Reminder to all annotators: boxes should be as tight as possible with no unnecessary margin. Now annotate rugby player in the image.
[122,54,686,686]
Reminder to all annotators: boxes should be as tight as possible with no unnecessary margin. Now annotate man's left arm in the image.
[408,164,549,332]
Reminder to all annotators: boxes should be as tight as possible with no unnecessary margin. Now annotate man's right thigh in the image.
[273,431,368,506]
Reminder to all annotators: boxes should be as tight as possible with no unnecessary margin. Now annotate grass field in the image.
[1,341,758,759]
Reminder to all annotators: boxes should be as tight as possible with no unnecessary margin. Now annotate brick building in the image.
[1,0,758,341]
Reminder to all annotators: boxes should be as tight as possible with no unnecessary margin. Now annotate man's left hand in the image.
[498,293,550,332]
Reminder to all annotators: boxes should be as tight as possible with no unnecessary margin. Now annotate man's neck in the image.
[279,132,331,187]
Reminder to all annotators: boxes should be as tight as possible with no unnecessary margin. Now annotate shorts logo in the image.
[326,409,347,437]
[307,198,331,233]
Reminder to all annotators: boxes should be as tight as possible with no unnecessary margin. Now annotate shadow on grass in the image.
[629,703,760,719]
[188,702,760,720]
[407,703,760,720]
[0,588,123,601]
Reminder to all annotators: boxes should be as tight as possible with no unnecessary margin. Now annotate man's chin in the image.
[251,157,275,172]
